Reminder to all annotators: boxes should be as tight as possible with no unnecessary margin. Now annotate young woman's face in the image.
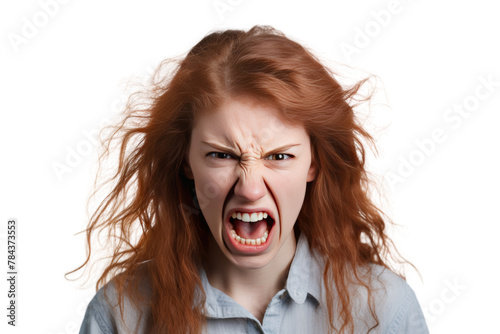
[186,97,316,269]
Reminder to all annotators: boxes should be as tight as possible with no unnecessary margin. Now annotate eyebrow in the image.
[201,141,301,155]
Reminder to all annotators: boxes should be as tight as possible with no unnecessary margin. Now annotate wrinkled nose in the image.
[233,168,266,202]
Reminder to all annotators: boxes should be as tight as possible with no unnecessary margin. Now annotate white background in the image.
[1,0,499,333]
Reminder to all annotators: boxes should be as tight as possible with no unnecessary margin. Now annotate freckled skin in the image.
[185,97,316,270]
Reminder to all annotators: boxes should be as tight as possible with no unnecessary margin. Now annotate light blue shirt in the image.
[80,235,429,333]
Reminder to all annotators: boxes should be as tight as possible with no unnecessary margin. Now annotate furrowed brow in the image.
[202,141,301,157]
[202,141,237,154]
[265,144,301,155]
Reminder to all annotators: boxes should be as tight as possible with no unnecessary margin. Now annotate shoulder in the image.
[350,264,429,334]
[79,266,153,334]
[79,283,119,334]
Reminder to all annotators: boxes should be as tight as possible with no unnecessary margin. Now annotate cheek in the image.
[273,160,311,193]
[193,167,235,217]
[281,180,308,215]
[268,166,310,225]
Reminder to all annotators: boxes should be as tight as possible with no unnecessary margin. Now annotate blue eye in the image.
[208,152,233,159]
[265,153,293,161]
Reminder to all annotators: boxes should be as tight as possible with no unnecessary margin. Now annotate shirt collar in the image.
[200,233,324,317]
[285,233,323,304]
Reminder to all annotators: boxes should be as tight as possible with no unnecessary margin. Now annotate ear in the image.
[183,156,194,179]
[307,158,317,182]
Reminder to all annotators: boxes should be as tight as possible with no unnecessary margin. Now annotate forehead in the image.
[191,98,308,149]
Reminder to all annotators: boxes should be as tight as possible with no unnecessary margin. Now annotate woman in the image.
[77,26,429,333]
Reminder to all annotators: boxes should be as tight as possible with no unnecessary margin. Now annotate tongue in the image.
[232,219,268,239]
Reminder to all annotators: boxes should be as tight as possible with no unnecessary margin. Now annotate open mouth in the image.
[227,211,275,247]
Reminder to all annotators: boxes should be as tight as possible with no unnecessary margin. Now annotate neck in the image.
[205,233,297,322]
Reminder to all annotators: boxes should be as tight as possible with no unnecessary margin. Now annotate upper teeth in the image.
[231,211,269,222]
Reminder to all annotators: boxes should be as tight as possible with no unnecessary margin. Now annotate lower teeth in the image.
[231,229,268,245]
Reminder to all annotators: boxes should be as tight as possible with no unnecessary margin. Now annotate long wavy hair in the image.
[72,25,403,333]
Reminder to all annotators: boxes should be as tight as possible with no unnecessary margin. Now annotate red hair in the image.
[72,26,403,333]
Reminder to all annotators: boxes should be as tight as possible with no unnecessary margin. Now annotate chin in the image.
[224,249,278,270]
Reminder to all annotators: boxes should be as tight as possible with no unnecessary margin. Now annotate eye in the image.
[265,153,294,161]
[207,152,234,159]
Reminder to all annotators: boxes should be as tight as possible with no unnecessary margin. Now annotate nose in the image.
[233,169,267,202]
